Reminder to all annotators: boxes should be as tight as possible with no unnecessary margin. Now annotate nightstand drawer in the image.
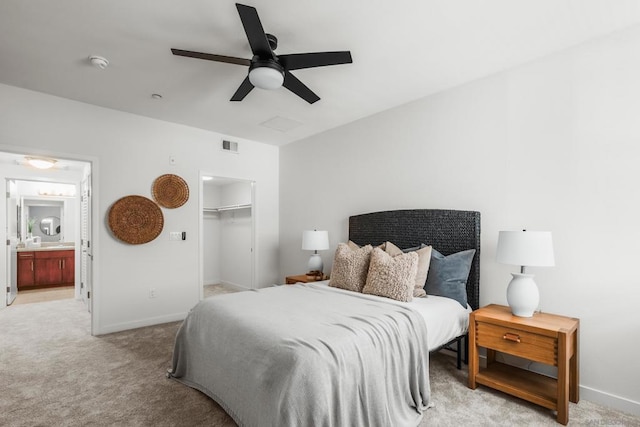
[476,322,557,365]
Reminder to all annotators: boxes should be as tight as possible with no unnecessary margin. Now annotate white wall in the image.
[280,26,640,414]
[220,181,252,206]
[219,207,252,288]
[0,83,279,334]
[219,182,253,288]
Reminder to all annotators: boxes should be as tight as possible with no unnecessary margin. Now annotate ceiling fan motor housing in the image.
[265,33,278,51]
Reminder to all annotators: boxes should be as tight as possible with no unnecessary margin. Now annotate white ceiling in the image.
[2,1,640,146]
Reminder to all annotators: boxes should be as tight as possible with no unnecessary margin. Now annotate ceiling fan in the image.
[171,3,352,104]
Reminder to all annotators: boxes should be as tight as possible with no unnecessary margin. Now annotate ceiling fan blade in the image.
[283,70,320,104]
[236,3,273,58]
[278,51,352,71]
[171,49,251,66]
[230,76,255,101]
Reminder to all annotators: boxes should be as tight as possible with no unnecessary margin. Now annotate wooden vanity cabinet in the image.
[60,251,75,284]
[34,250,75,286]
[17,251,36,288]
[17,249,75,289]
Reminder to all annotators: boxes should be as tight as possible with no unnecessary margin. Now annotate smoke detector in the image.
[89,55,109,70]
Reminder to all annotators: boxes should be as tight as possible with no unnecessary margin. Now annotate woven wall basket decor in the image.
[152,174,189,208]
[108,195,164,244]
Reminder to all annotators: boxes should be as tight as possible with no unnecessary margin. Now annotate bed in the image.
[168,209,480,427]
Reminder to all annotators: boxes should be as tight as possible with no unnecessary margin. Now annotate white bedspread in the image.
[312,280,470,350]
[407,293,471,351]
[169,283,431,427]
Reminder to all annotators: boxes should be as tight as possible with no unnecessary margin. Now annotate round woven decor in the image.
[152,174,189,208]
[108,195,164,245]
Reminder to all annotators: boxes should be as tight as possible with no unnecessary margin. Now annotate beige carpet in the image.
[204,283,242,298]
[1,294,638,426]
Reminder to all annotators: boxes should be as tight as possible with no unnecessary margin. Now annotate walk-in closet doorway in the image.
[199,173,255,297]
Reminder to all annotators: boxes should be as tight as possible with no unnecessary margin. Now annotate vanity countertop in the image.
[17,244,75,253]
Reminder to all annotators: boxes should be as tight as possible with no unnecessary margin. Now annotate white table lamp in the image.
[496,230,555,317]
[302,230,329,275]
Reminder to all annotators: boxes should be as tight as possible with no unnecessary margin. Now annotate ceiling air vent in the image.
[222,140,239,154]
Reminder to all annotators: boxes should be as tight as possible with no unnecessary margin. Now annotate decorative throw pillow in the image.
[424,249,476,308]
[386,242,432,298]
[347,240,361,251]
[362,247,418,302]
[329,243,373,292]
[348,240,387,251]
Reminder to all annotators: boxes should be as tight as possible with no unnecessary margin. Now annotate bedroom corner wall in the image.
[0,83,279,334]
[279,25,640,415]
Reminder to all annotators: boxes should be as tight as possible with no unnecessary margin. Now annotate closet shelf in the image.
[203,203,252,213]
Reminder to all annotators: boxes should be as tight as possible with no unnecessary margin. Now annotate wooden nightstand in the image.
[468,304,579,425]
[285,274,328,285]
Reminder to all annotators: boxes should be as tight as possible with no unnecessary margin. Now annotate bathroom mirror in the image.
[40,216,61,236]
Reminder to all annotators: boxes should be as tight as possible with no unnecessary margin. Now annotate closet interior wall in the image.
[203,180,253,289]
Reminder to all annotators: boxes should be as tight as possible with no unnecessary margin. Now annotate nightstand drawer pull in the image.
[503,332,521,343]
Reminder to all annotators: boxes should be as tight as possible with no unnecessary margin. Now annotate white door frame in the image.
[80,174,92,312]
[5,179,18,305]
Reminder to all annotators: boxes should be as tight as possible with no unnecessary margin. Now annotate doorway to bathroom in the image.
[2,152,92,316]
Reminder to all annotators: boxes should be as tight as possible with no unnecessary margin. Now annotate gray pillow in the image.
[424,249,475,308]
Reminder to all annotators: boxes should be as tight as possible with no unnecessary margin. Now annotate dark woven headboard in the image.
[348,209,481,310]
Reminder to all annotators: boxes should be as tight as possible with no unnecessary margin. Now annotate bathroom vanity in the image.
[17,246,74,290]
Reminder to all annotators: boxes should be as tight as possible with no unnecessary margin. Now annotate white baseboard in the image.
[479,354,640,417]
[580,385,640,417]
[94,312,188,335]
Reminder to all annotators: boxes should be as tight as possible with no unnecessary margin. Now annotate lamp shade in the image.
[302,230,329,251]
[496,231,554,267]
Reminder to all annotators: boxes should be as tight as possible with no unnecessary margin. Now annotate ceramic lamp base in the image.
[307,253,323,275]
[506,273,539,317]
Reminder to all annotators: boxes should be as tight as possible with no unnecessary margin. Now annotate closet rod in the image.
[203,203,251,212]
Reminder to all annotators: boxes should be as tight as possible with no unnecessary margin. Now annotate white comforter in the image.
[169,283,431,427]
[313,280,470,351]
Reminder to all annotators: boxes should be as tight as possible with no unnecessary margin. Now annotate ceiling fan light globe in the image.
[249,67,284,90]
